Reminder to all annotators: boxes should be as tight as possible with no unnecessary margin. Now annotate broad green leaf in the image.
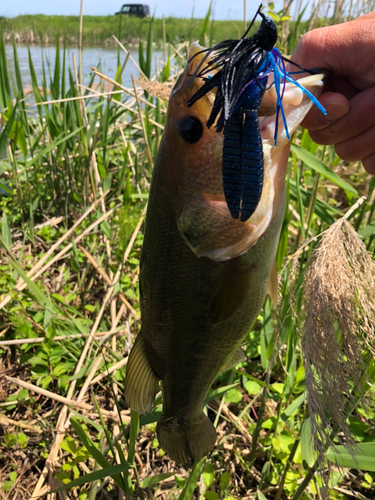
[128,410,140,464]
[1,211,12,249]
[130,193,149,199]
[70,418,125,489]
[291,144,358,196]
[52,463,131,493]
[204,383,239,404]
[301,417,315,468]
[326,443,375,471]
[244,380,261,395]
[364,473,373,484]
[358,221,375,239]
[175,476,186,488]
[280,391,306,422]
[219,472,230,491]
[178,457,205,500]
[161,54,171,82]
[146,16,154,79]
[204,492,218,500]
[1,245,49,305]
[199,0,212,45]
[71,411,103,433]
[141,472,174,488]
[272,432,295,454]
[224,387,242,404]
[0,182,12,195]
[202,464,214,488]
[257,491,268,500]
[14,120,27,156]
[101,220,111,238]
[0,101,18,157]
[260,301,273,369]
[139,410,162,426]
[232,370,266,387]
[138,40,146,77]
[270,382,284,394]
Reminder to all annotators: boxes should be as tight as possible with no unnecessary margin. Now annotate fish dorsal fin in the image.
[124,333,159,414]
[268,261,278,307]
[208,261,256,325]
[222,346,246,373]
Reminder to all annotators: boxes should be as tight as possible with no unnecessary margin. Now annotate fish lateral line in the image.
[186,3,326,222]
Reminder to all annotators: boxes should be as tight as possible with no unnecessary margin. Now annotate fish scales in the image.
[124,43,325,464]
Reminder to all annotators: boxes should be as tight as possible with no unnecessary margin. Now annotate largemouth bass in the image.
[124,43,324,464]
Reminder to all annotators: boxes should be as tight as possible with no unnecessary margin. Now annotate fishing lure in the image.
[187,4,326,222]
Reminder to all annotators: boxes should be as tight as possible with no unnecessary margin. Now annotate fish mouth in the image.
[260,72,326,218]
[260,72,327,160]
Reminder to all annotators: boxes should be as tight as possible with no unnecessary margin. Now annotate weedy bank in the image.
[0,0,368,48]
[0,13,282,47]
[1,2,375,500]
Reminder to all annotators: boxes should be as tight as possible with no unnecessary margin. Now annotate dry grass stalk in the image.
[78,243,140,319]
[31,214,144,496]
[136,75,172,101]
[112,34,146,78]
[0,191,110,310]
[90,355,128,385]
[4,376,130,421]
[0,329,121,346]
[302,216,375,454]
[90,67,156,109]
[0,415,43,433]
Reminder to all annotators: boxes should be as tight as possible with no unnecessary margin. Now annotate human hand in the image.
[292,12,375,175]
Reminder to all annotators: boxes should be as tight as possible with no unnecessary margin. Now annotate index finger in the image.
[292,12,375,92]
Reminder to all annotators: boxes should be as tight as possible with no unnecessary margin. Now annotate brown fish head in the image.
[157,43,326,261]
[159,43,224,198]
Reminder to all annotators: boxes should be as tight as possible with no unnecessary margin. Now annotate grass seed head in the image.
[302,218,375,455]
[136,76,172,100]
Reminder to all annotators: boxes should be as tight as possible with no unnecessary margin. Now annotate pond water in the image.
[5,44,165,92]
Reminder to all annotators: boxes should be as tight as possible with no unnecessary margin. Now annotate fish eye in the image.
[177,116,203,143]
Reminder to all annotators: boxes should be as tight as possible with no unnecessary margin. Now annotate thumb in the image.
[301,92,350,130]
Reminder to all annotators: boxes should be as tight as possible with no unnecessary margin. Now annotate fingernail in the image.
[363,153,375,176]
[323,101,350,123]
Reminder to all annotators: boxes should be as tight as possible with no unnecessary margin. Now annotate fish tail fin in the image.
[124,332,159,414]
[157,413,217,464]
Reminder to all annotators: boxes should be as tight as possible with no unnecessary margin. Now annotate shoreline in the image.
[0,14,265,47]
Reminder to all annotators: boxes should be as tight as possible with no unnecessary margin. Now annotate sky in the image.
[1,0,284,21]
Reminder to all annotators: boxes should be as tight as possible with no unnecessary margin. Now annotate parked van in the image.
[115,4,150,18]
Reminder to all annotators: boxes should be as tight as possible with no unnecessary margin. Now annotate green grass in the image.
[0,12,333,47]
[0,14,251,46]
[1,3,375,499]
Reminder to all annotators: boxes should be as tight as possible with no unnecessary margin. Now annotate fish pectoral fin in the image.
[268,260,278,307]
[157,413,217,464]
[124,333,159,414]
[208,261,256,325]
[222,346,246,373]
